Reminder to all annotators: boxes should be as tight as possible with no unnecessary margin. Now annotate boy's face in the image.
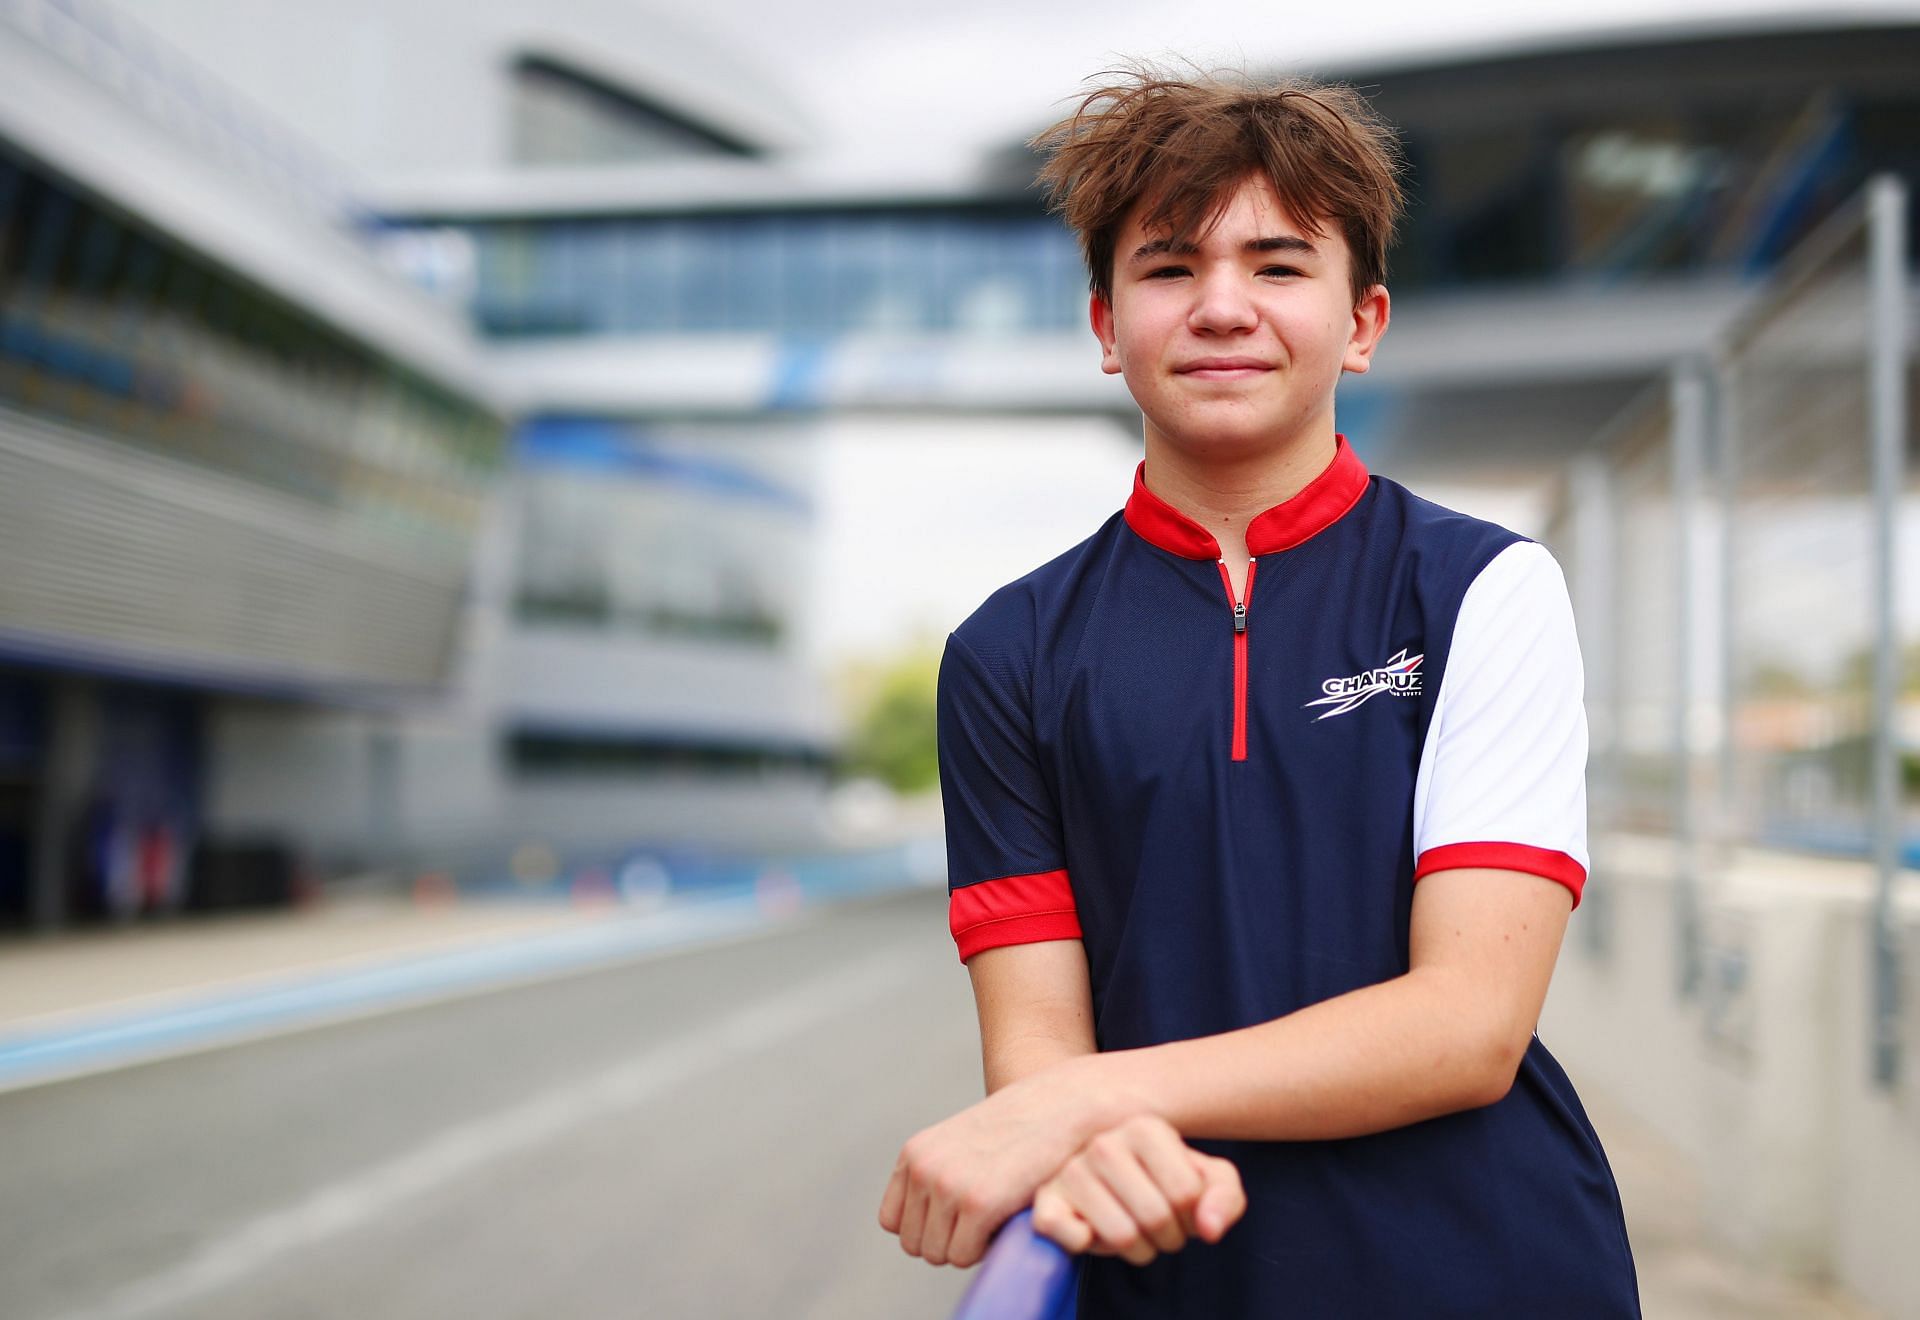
[1091,171,1389,462]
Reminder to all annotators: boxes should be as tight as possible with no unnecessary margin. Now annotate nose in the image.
[1187,265,1259,334]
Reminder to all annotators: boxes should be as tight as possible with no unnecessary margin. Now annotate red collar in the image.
[1123,434,1371,559]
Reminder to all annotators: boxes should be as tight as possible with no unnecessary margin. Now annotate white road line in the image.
[52,948,925,1320]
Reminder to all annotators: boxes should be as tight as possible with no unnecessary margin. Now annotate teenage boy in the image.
[878,68,1641,1317]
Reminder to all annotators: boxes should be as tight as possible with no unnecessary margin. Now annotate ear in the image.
[1342,284,1391,375]
[1090,293,1122,375]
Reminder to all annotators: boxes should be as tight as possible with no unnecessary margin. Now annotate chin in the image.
[1150,412,1292,459]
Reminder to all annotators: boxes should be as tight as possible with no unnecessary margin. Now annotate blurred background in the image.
[0,0,1916,1316]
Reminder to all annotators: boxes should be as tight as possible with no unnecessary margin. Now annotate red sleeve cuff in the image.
[949,868,1082,962]
[1413,842,1586,909]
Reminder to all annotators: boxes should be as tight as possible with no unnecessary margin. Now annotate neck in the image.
[1141,423,1339,562]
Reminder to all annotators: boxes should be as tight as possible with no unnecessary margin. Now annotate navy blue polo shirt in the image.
[937,435,1640,1317]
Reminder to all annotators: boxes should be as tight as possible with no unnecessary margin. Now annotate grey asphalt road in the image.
[2,885,1882,1320]
[1,888,981,1320]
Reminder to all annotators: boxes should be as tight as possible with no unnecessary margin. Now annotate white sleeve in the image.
[1410,540,1590,906]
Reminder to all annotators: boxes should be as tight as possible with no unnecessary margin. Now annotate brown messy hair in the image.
[1029,63,1408,310]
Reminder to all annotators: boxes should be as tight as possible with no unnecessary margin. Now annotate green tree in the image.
[838,642,941,793]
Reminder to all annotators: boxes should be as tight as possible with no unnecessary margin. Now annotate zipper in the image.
[1214,556,1258,762]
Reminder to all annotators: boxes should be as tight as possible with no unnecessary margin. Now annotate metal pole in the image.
[1866,174,1909,1089]
[1714,353,1742,867]
[1672,362,1708,1000]
[1570,453,1615,961]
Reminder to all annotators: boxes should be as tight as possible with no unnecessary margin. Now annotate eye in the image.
[1260,266,1303,278]
[1144,265,1189,279]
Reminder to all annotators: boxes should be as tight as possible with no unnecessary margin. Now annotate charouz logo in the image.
[1304,649,1424,721]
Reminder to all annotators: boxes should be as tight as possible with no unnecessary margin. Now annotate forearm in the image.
[969,941,1100,1095]
[1088,967,1515,1142]
[983,1026,1098,1094]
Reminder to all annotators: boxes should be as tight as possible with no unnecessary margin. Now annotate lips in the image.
[1176,357,1273,377]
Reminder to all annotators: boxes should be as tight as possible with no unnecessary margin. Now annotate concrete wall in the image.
[505,771,831,855]
[1540,834,1920,1317]
[200,702,494,868]
[202,700,838,872]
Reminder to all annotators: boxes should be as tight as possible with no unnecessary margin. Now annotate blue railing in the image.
[951,1209,1079,1320]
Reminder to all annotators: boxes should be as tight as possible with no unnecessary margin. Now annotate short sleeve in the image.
[1411,541,1590,907]
[937,631,1081,962]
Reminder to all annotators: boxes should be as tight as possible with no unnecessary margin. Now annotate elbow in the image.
[1474,1059,1519,1109]
[1416,968,1535,1111]
[1468,1022,1531,1109]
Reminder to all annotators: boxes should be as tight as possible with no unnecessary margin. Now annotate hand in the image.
[878,1059,1111,1268]
[1030,1115,1246,1266]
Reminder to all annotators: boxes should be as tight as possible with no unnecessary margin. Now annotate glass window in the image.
[417,210,1112,339]
[0,156,24,275]
[0,153,507,540]
[509,55,757,167]
[512,419,811,647]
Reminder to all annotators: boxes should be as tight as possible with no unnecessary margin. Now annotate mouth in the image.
[1175,358,1274,380]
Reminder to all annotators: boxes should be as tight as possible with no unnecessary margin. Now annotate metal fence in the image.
[1546,173,1913,1087]
[1721,203,1879,864]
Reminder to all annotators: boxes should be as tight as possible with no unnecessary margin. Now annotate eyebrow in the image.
[1128,235,1320,264]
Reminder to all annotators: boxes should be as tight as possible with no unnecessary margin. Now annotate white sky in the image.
[805,415,1142,669]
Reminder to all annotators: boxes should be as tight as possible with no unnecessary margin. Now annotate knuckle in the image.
[1044,1224,1086,1254]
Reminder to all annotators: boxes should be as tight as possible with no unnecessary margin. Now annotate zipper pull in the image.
[1233,601,1247,634]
